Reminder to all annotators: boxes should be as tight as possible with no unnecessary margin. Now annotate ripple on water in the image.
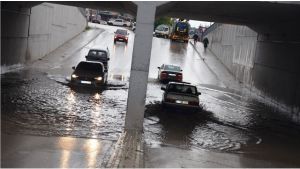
[2,71,127,140]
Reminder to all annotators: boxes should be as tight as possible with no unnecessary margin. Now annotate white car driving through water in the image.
[161,82,201,110]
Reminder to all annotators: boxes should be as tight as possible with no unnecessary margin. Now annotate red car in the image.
[157,64,183,82]
[114,29,129,44]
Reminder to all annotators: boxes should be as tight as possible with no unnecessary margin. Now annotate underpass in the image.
[2,22,300,167]
[2,1,300,168]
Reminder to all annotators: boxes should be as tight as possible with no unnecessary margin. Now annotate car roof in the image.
[168,81,195,87]
[78,61,104,66]
[89,48,108,52]
[116,29,127,32]
[163,64,181,68]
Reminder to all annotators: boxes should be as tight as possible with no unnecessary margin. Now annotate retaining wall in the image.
[205,24,300,120]
[1,2,87,71]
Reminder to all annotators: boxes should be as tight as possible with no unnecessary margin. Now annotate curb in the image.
[106,130,144,168]
[189,40,205,60]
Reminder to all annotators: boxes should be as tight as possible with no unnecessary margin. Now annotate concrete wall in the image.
[205,24,300,120]
[1,2,87,71]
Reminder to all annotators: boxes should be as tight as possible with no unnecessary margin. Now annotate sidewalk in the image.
[190,41,241,91]
[1,131,144,168]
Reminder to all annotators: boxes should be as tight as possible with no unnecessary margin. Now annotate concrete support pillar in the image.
[124,2,156,131]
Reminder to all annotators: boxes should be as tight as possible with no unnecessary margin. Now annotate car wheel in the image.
[114,40,117,44]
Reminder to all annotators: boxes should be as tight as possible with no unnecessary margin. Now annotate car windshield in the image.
[116,29,127,35]
[167,84,197,95]
[88,50,107,58]
[76,62,103,72]
[164,65,181,71]
[156,25,168,31]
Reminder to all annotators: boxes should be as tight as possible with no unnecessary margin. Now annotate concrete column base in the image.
[106,130,144,168]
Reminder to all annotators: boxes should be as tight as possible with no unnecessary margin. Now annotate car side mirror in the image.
[161,86,166,91]
[157,67,160,69]
[197,92,201,96]
[72,66,75,70]
[181,69,183,71]
[114,32,116,34]
[127,33,129,35]
[85,56,88,58]
[107,58,110,61]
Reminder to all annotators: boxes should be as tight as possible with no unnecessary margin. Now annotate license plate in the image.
[176,100,188,104]
[169,74,176,76]
[81,80,91,84]
[118,39,123,41]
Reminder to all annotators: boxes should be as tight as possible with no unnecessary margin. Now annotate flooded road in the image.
[2,23,300,167]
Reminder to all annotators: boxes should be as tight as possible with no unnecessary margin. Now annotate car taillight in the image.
[161,72,167,77]
[176,73,182,81]
[189,101,199,106]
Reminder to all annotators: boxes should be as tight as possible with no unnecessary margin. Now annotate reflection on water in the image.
[112,43,127,56]
[169,41,188,54]
[84,139,101,168]
[1,70,126,140]
[58,137,76,168]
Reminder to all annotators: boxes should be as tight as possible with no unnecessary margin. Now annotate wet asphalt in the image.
[2,23,300,167]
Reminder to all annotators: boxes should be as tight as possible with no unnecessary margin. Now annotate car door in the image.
[116,19,122,26]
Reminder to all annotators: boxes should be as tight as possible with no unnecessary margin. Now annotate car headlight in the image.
[94,76,102,81]
[71,74,78,78]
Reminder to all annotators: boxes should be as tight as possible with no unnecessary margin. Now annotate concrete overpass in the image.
[2,1,300,131]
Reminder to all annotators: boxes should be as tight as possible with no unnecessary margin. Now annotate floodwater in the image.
[2,24,300,167]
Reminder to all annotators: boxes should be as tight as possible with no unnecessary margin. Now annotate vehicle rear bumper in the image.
[114,38,128,42]
[160,77,182,82]
[162,101,200,110]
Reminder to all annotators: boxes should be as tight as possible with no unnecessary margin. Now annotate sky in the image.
[189,20,213,28]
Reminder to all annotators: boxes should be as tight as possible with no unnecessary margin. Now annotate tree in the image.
[154,17,172,30]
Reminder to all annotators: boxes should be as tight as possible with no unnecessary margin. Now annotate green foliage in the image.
[84,25,91,31]
[154,17,172,30]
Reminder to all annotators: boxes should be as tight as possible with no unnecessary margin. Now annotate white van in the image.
[154,25,170,38]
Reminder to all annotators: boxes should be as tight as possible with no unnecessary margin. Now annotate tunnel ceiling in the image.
[3,1,300,35]
[1,1,137,16]
[156,1,300,34]
[156,1,300,25]
[54,1,137,16]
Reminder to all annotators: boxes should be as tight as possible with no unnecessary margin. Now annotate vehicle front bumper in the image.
[70,79,104,87]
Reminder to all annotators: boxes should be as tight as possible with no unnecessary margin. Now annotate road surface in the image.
[2,23,300,167]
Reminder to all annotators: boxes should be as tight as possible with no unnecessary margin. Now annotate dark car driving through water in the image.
[71,61,108,87]
[85,48,110,72]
